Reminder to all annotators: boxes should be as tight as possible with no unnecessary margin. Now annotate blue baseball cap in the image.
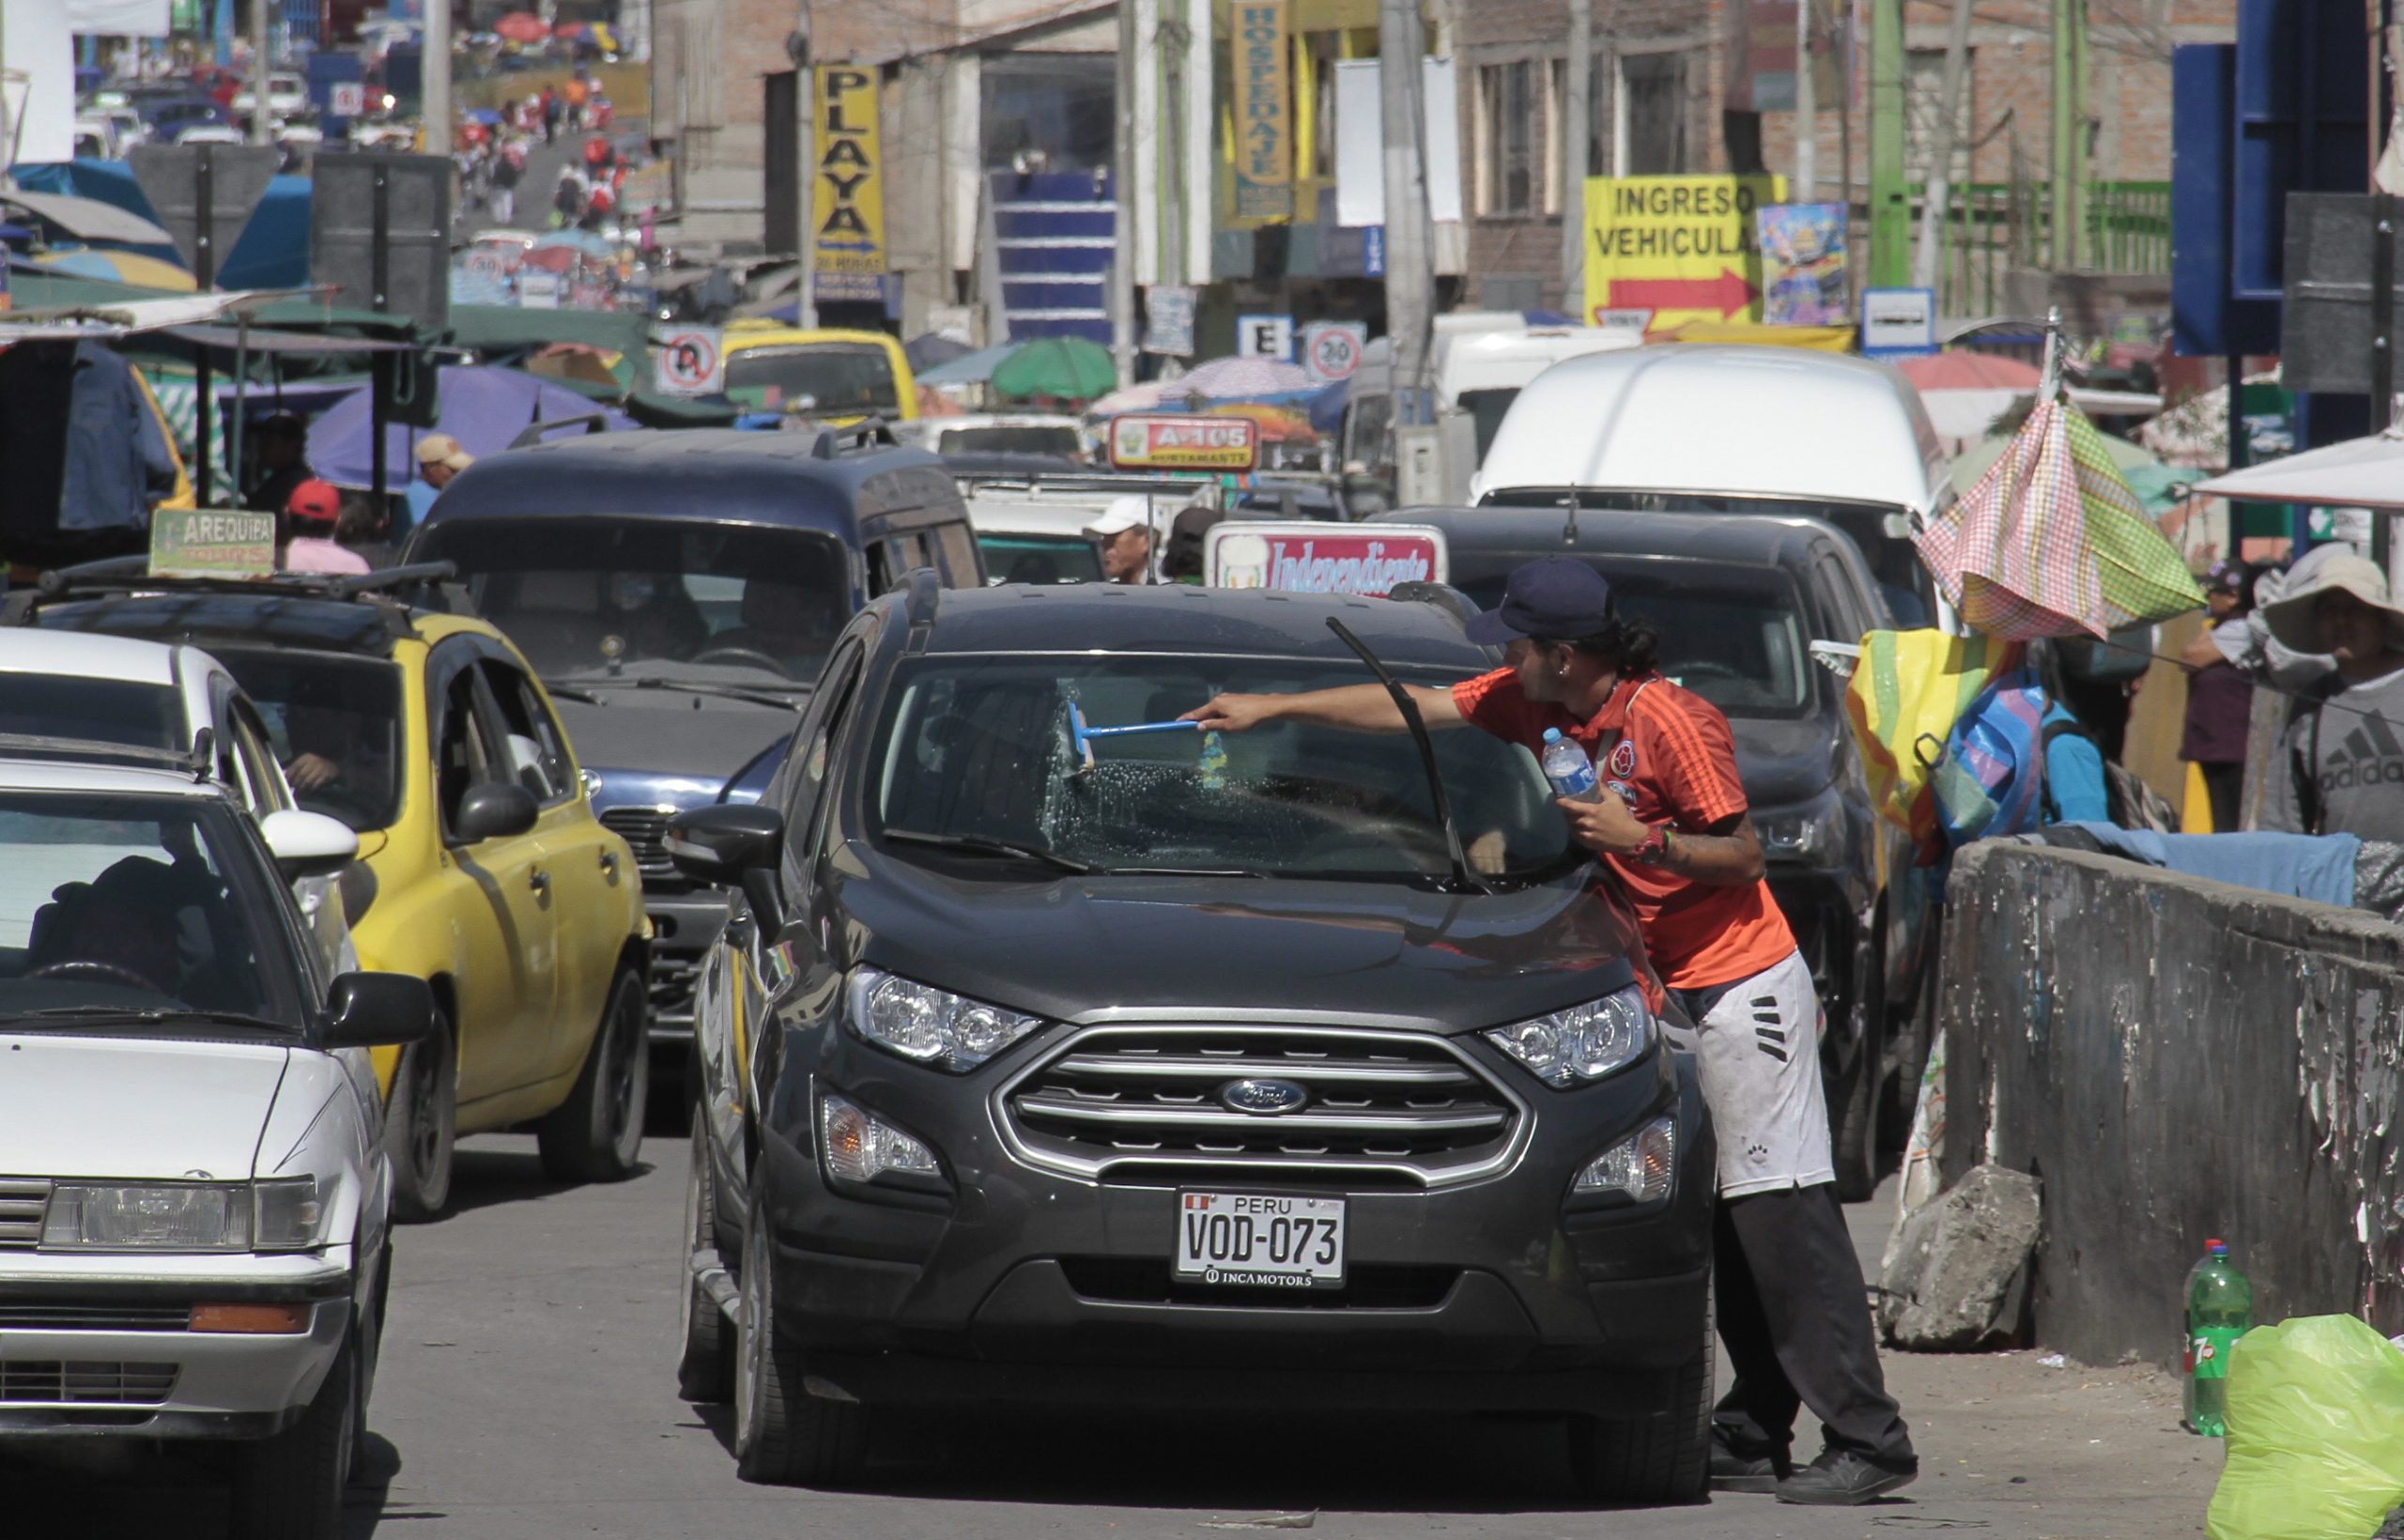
[1465,556,1615,644]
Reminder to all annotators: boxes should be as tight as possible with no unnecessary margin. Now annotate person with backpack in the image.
[2257,554,2404,842]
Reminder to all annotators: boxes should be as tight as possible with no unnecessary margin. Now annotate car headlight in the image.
[818,1093,942,1185]
[1758,795,1845,864]
[1575,1114,1677,1202]
[845,967,1043,1072]
[1484,985,1655,1087]
[40,1178,328,1253]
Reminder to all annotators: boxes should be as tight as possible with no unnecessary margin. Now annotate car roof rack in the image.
[3,558,469,627]
[0,731,213,782]
[812,418,902,459]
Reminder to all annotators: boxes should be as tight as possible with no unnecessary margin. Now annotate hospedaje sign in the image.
[1580,175,1786,329]
[812,66,887,298]
[1231,0,1293,221]
[150,509,275,578]
[1206,523,1449,597]
[1108,414,1261,471]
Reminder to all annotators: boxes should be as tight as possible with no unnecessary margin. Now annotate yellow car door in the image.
[428,651,561,1103]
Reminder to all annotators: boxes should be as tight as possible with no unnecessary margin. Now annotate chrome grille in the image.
[0,1301,192,1332]
[0,1362,178,1405]
[598,806,684,886]
[1002,1025,1524,1187]
[0,1178,51,1249]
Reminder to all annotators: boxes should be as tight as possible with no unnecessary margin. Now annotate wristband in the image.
[1633,825,1671,867]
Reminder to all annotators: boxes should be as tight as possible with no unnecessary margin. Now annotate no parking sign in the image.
[655,328,726,395]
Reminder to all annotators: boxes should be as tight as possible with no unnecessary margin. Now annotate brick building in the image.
[1452,0,2233,316]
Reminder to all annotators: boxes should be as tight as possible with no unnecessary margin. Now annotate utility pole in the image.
[1911,0,1974,291]
[1379,0,1433,410]
[1561,0,1590,317]
[1110,0,1138,387]
[794,9,818,329]
[423,0,452,156]
[248,0,272,146]
[1865,0,1908,286]
[1793,0,1815,201]
[2049,0,2086,270]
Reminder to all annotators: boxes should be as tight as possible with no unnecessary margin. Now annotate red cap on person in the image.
[285,478,341,526]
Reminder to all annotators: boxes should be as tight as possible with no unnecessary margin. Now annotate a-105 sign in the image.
[1107,413,1260,471]
[1206,522,1449,597]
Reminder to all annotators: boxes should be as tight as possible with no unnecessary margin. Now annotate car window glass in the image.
[229,707,290,813]
[870,533,931,593]
[1815,555,1870,640]
[480,661,575,807]
[776,648,864,900]
[0,676,178,750]
[436,668,503,839]
[218,651,406,833]
[931,522,983,588]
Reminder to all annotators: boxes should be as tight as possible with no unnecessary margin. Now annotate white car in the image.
[232,71,312,119]
[176,123,248,145]
[0,631,354,978]
[0,757,432,1540]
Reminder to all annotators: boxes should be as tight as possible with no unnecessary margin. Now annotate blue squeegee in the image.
[1068,699,1202,771]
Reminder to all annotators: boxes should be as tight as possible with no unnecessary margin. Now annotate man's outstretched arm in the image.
[1183,683,1469,734]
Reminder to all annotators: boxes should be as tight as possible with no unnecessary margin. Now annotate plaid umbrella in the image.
[1915,398,2204,640]
[1086,355,1318,416]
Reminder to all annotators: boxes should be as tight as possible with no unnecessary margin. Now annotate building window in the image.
[1477,60,1537,216]
[1617,51,1687,176]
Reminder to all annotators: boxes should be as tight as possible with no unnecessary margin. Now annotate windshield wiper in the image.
[1324,617,1492,897]
[880,828,1097,873]
[5,1006,290,1032]
[545,675,807,712]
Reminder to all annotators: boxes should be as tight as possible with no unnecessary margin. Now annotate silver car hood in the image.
[0,1034,290,1180]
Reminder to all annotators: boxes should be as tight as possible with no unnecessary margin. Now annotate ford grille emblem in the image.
[1219,1078,1309,1116]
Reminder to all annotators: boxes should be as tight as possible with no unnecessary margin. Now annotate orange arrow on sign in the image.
[1605,269,1760,320]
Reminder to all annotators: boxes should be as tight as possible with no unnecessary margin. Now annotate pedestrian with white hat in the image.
[1084,497,1155,585]
[2258,552,2404,841]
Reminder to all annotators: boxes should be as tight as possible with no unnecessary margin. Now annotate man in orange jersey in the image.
[1188,556,1915,1506]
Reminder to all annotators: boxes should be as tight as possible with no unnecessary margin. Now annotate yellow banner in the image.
[1232,0,1293,221]
[813,66,887,281]
[1580,175,1786,330]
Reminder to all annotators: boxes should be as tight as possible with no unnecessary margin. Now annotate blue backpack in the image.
[1921,667,2052,853]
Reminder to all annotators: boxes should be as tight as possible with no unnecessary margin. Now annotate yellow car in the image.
[718,322,918,424]
[12,562,652,1220]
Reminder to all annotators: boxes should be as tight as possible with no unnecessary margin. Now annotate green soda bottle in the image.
[2182,1240,2252,1437]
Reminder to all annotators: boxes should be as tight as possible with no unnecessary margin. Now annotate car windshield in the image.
[1482,490,1929,628]
[0,675,179,750]
[724,344,902,417]
[1456,562,1816,719]
[978,533,1104,586]
[871,656,1574,880]
[212,651,405,832]
[0,793,301,1028]
[938,425,1082,457]
[417,518,853,685]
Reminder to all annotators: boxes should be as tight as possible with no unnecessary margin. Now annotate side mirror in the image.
[320,972,436,1049]
[261,808,361,880]
[663,803,785,887]
[455,781,540,843]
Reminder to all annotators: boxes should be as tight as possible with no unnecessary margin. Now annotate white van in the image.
[1472,345,1951,624]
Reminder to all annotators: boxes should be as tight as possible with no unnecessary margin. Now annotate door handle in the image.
[529,868,551,895]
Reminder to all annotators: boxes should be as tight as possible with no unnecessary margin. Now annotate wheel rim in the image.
[604,984,640,1138]
[408,1039,444,1175]
[678,1125,705,1346]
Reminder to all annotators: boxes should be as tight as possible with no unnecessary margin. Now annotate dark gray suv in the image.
[666,577,1717,1502]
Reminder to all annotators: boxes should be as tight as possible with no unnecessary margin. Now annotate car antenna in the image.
[1559,491,1579,547]
[1324,616,1491,896]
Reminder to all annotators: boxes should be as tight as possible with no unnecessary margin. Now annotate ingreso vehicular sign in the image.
[1206,522,1448,597]
[1108,413,1260,471]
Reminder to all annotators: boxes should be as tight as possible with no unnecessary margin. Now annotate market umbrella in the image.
[915,341,1019,387]
[494,10,547,42]
[2192,424,2404,510]
[903,332,974,372]
[1086,355,1317,416]
[1951,428,2203,513]
[30,248,197,291]
[991,335,1116,401]
[304,364,635,490]
[1916,396,2203,639]
[1897,351,2042,393]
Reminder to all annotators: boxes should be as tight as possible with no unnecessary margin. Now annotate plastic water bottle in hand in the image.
[1541,728,1601,803]
[2182,1239,2252,1437]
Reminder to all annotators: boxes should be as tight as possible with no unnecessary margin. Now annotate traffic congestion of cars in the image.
[0,345,1950,1526]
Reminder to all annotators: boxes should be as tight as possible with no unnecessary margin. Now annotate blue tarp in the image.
[11,160,311,290]
[306,364,636,489]
[1306,378,1348,432]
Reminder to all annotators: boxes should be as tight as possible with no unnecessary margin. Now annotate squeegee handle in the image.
[1081,720,1206,741]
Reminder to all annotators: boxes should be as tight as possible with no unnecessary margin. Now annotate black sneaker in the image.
[1707,1429,1781,1495]
[1774,1447,1919,1506]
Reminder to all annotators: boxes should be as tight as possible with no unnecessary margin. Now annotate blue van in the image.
[407,425,985,1034]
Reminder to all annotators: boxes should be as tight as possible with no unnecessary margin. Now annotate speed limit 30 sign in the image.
[1302,321,1367,385]
[655,327,726,395]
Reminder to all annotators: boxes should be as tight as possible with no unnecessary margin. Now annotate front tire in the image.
[733,1186,863,1486]
[229,1335,357,1540]
[1827,940,1883,1203]
[675,1113,735,1403]
[538,967,649,1182]
[1568,1278,1712,1505]
[384,1008,456,1222]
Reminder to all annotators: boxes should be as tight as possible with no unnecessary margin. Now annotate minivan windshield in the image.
[1455,562,1817,719]
[872,656,1574,880]
[0,793,301,1027]
[724,344,902,417]
[414,517,853,685]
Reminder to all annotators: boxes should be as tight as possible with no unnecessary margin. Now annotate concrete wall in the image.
[1939,842,2404,1370]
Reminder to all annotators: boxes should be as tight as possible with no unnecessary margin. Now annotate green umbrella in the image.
[1951,428,2201,513]
[990,336,1116,401]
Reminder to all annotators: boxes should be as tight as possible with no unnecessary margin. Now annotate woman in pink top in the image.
[280,479,371,576]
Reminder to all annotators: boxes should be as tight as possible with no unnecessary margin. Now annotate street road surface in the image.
[6,1133,2221,1538]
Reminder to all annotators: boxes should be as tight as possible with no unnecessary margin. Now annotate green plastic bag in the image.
[2206,1315,2404,1540]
